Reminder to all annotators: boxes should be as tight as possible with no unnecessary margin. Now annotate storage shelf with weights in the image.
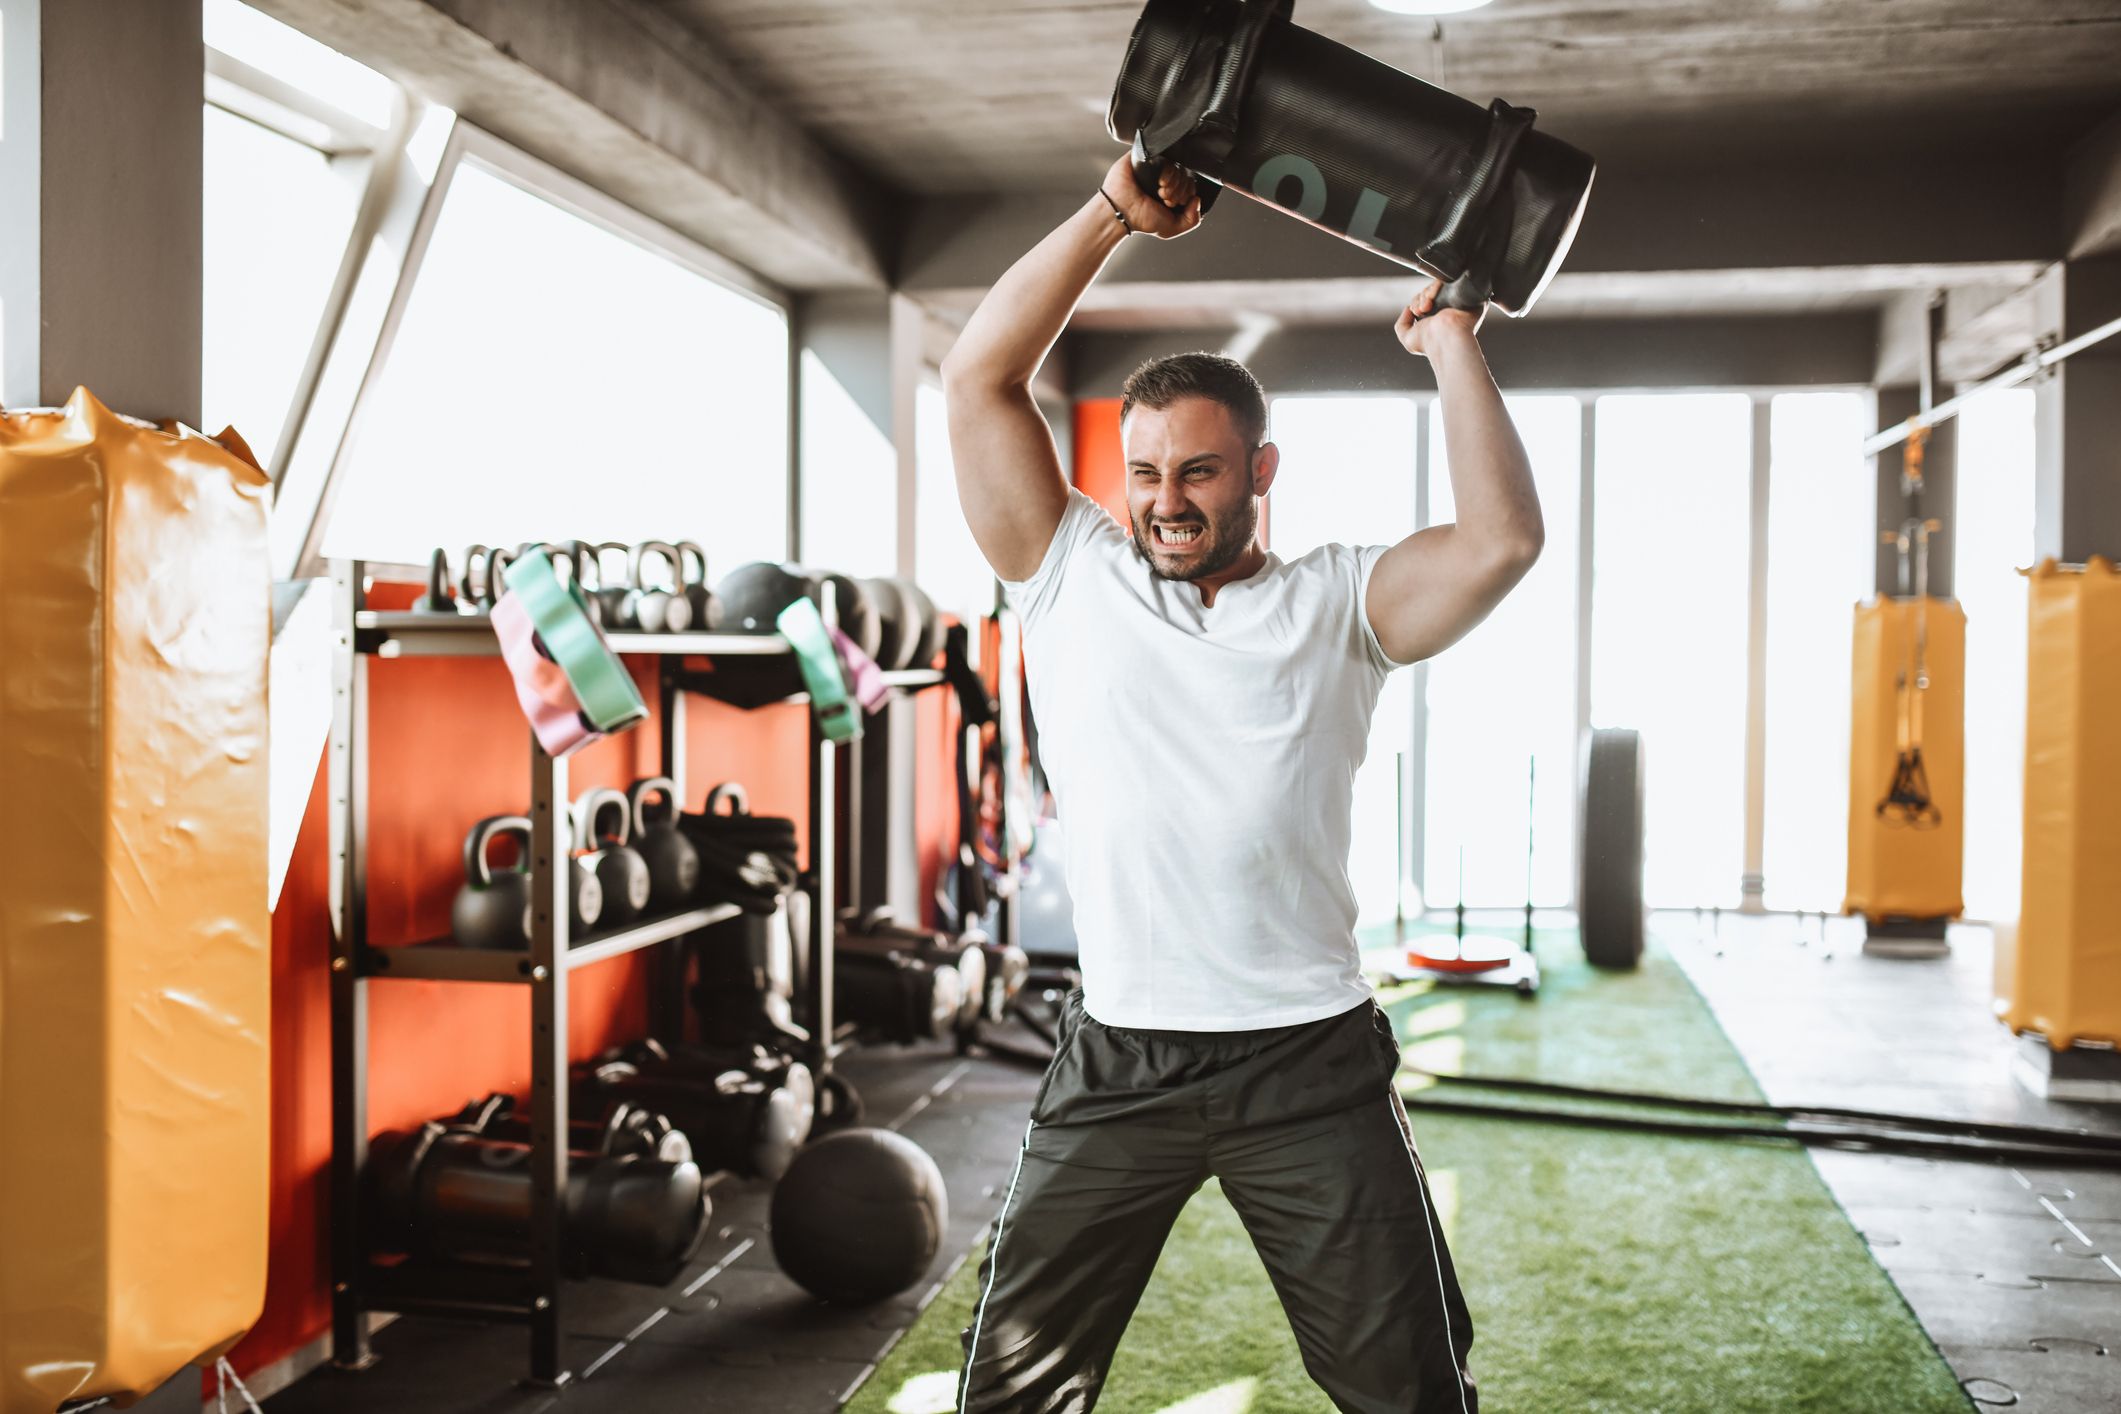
[327,563,949,1386]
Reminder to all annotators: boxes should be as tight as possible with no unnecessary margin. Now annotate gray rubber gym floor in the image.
[1663,911,2121,1414]
[244,1008,1051,1414]
[233,917,2120,1413]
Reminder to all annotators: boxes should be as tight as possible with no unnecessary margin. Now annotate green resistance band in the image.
[503,549,648,733]
[777,597,861,743]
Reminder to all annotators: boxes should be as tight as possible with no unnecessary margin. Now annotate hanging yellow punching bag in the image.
[0,389,271,1411]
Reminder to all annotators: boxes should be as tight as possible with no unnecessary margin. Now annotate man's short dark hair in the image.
[1119,352,1268,449]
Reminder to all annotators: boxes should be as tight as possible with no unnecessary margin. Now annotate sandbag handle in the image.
[1418,98,1537,289]
[1131,0,1292,208]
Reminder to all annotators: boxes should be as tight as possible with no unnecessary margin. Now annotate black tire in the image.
[1579,728,1646,969]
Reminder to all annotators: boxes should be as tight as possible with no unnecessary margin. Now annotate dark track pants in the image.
[957,989,1477,1413]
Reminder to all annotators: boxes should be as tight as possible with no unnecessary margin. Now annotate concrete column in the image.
[0,0,201,425]
[1873,386,1957,599]
[2031,257,2121,563]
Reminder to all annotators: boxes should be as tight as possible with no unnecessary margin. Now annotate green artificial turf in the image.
[844,924,1971,1414]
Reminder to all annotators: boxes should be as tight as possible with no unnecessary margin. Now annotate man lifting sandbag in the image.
[942,138,1547,1412]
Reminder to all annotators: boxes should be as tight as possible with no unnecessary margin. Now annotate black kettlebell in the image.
[412,548,460,614]
[554,541,602,626]
[626,542,693,633]
[482,545,519,610]
[458,544,493,608]
[674,542,724,632]
[590,542,634,628]
[629,776,700,911]
[573,788,648,927]
[453,815,534,949]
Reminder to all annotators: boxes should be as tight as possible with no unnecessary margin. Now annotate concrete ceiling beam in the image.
[248,0,892,291]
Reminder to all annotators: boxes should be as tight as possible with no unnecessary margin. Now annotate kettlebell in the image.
[625,542,693,634]
[590,542,634,628]
[629,776,701,911]
[453,815,535,949]
[458,544,493,609]
[554,541,602,626]
[412,548,461,614]
[674,541,724,632]
[573,787,652,927]
[482,545,519,610]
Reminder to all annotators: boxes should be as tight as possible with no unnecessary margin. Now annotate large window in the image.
[202,0,390,469]
[1424,395,1582,909]
[915,380,997,623]
[1761,392,1873,911]
[1591,393,1753,909]
[320,144,790,574]
[1265,396,1419,924]
[1954,387,2036,923]
[799,350,897,579]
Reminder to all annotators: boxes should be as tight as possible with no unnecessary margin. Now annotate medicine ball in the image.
[899,580,944,669]
[862,577,913,671]
[769,1128,947,1305]
[716,561,812,634]
[811,570,882,660]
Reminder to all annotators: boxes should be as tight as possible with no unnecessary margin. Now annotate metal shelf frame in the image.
[327,562,947,1386]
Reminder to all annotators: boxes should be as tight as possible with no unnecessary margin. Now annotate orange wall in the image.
[1073,398,1127,525]
[231,581,958,1379]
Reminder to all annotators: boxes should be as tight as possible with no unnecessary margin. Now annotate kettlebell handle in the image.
[674,541,709,592]
[595,541,633,590]
[465,814,532,888]
[573,787,633,849]
[631,540,683,591]
[705,781,750,817]
[459,544,492,604]
[630,776,681,839]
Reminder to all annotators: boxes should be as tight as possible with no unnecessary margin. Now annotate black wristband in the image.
[1097,186,1133,235]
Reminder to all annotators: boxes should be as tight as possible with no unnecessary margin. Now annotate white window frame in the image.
[287,119,794,581]
[1392,384,1872,917]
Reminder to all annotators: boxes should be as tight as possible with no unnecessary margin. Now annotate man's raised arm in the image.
[940,156,1203,582]
[1364,282,1546,666]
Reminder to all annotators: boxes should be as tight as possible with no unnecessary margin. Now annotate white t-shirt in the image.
[1002,487,1408,1031]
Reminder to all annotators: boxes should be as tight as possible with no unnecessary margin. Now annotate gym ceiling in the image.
[250,0,2121,378]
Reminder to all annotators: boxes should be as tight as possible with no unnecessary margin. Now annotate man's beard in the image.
[1132,497,1257,582]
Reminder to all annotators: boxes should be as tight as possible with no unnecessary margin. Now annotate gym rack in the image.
[326,562,945,1386]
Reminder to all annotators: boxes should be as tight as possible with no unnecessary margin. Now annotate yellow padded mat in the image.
[1844,595,1966,922]
[0,388,270,1410]
[2007,557,2121,1048]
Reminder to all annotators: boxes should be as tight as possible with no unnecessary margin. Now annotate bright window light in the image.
[204,0,396,130]
[800,349,897,579]
[1266,395,1419,924]
[202,104,364,465]
[1761,391,1872,913]
[1591,393,1752,910]
[322,158,790,574]
[1424,395,1581,910]
[915,381,996,622]
[1953,387,2036,923]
